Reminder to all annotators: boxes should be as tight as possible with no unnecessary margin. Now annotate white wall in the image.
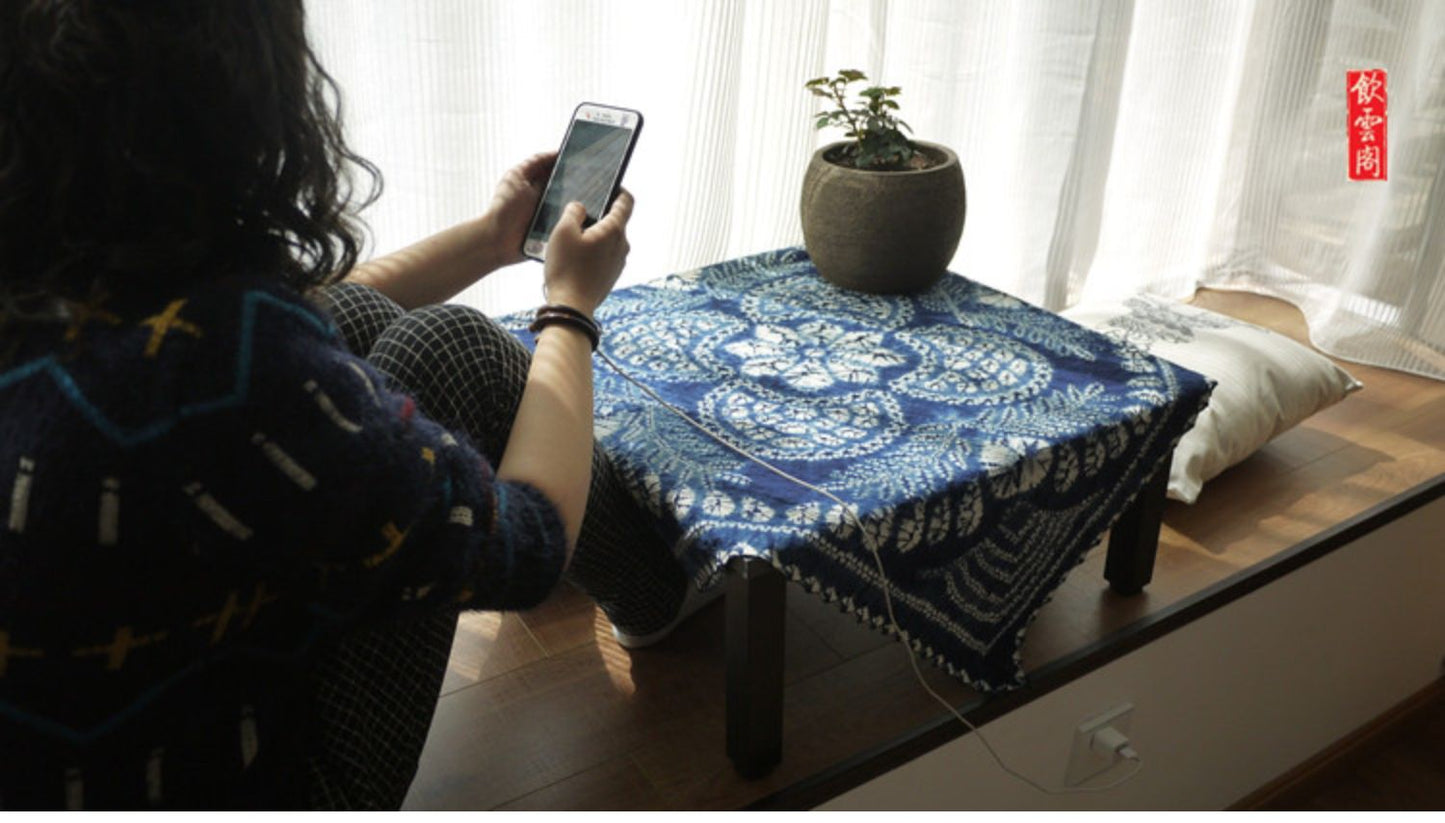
[821,495,1445,810]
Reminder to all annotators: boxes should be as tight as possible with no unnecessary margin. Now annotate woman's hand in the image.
[341,151,558,308]
[483,151,557,268]
[542,191,634,316]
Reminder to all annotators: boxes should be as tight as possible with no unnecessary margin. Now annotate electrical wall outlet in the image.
[1064,702,1135,786]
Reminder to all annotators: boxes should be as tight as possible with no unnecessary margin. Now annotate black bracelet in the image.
[534,304,600,338]
[536,303,596,325]
[529,308,600,351]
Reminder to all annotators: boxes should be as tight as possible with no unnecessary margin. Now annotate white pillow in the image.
[1062,294,1362,503]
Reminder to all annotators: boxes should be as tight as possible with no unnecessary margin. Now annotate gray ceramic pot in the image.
[800,140,966,294]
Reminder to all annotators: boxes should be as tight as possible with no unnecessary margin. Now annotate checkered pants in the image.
[301,282,686,809]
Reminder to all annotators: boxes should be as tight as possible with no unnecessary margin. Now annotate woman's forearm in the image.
[345,153,557,309]
[495,323,595,562]
[344,215,509,310]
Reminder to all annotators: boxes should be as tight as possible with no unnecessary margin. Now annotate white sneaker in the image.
[611,582,725,649]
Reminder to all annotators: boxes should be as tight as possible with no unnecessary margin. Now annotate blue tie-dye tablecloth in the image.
[504,248,1211,691]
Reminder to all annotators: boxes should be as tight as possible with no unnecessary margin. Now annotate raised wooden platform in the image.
[401,288,1445,810]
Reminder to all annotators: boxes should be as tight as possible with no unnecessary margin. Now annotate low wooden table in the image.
[505,248,1210,779]
[723,453,1171,777]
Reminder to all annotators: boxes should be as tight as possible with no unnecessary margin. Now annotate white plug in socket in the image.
[1064,702,1135,786]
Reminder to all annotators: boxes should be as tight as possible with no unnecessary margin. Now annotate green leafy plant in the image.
[805,69,917,170]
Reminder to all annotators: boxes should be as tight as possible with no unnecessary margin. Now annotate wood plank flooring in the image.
[402,288,1445,810]
[1244,681,1445,810]
[1287,690,1445,810]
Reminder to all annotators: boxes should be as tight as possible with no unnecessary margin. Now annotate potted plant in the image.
[801,70,966,294]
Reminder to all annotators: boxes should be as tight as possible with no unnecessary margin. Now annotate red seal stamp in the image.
[1347,69,1387,181]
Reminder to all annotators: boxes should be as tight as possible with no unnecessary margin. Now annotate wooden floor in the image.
[401,288,1445,810]
[1251,683,1445,810]
[1288,691,1445,810]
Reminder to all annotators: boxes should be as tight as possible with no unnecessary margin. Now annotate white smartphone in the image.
[522,102,644,262]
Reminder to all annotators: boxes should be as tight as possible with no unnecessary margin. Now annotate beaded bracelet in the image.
[529,304,601,351]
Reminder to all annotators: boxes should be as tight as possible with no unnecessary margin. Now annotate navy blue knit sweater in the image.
[0,275,568,808]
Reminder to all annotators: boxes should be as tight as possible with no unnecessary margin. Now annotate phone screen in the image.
[527,117,637,245]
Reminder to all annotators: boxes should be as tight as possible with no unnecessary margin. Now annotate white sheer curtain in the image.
[309,0,1445,380]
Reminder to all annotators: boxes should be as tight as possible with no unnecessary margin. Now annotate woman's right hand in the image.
[542,190,634,316]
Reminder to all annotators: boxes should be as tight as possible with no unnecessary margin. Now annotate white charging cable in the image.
[597,347,1143,794]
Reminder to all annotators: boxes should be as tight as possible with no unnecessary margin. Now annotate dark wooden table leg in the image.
[1105,454,1172,596]
[726,556,786,779]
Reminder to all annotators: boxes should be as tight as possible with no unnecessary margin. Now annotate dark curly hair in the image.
[0,0,380,317]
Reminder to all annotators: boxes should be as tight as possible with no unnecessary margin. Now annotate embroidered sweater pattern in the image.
[0,275,567,808]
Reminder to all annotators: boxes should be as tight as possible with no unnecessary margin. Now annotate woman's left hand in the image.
[342,151,558,308]
[484,151,557,268]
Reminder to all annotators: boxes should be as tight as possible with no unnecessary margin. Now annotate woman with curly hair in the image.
[0,0,692,808]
